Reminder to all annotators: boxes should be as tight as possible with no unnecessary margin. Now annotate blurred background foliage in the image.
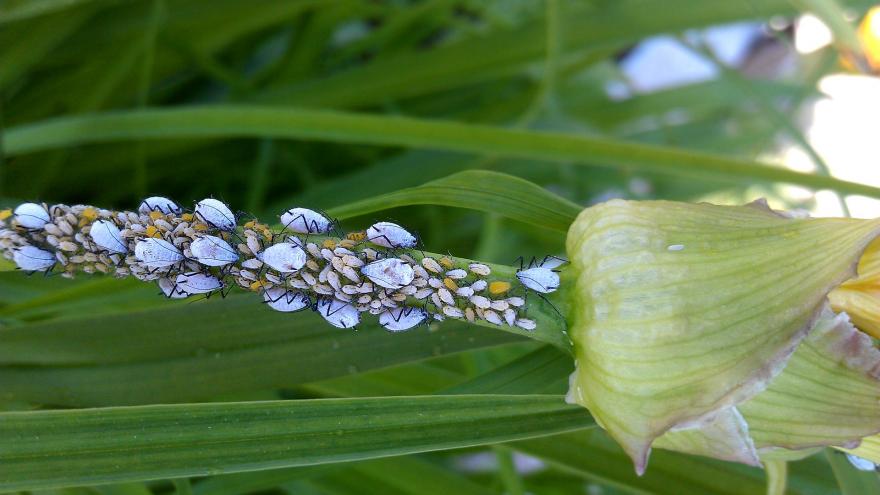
[3,0,880,493]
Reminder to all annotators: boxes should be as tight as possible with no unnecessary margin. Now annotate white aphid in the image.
[846,453,876,471]
[470,280,488,292]
[139,196,181,215]
[280,207,332,234]
[470,295,491,309]
[468,263,491,276]
[442,306,464,318]
[13,245,55,271]
[261,243,307,273]
[446,269,467,279]
[263,287,310,312]
[379,307,428,332]
[667,244,685,252]
[175,272,223,295]
[516,267,559,293]
[13,203,50,229]
[189,235,238,267]
[366,221,417,248]
[515,318,537,331]
[134,238,183,268]
[158,277,188,299]
[194,198,236,231]
[90,220,127,254]
[317,298,360,329]
[361,258,415,289]
[241,258,263,270]
[421,257,442,273]
[483,310,503,325]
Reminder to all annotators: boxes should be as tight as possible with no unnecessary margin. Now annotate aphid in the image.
[379,306,428,332]
[470,295,491,309]
[456,286,474,297]
[516,267,560,293]
[438,287,455,306]
[316,298,360,329]
[438,256,454,269]
[443,277,458,291]
[465,307,475,322]
[13,203,50,229]
[13,245,55,271]
[241,258,263,270]
[503,308,516,326]
[442,305,464,318]
[261,243,307,273]
[365,221,417,249]
[175,272,223,295]
[483,309,502,326]
[280,207,332,234]
[194,198,236,231]
[515,318,537,331]
[139,196,182,215]
[414,288,433,300]
[360,258,415,289]
[446,269,467,280]
[189,235,238,267]
[507,296,525,307]
[471,280,488,292]
[263,287,310,312]
[90,220,128,254]
[490,299,509,311]
[468,263,491,276]
[158,277,188,299]
[134,238,184,268]
[488,281,511,295]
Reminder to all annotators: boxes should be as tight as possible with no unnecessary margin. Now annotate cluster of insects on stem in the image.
[1,196,565,333]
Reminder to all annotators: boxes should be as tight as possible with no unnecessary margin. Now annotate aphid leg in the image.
[514,256,526,271]
[533,291,566,327]
[539,254,568,268]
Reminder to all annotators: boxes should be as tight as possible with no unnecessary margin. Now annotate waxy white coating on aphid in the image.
[134,238,183,268]
[846,453,876,471]
[13,245,55,271]
[445,269,467,279]
[468,263,491,276]
[90,220,127,254]
[470,280,488,292]
[483,310,502,325]
[158,277,188,299]
[516,266,560,293]
[13,203,50,229]
[280,207,331,234]
[263,287,310,312]
[139,196,181,215]
[175,272,223,294]
[515,318,537,331]
[360,258,414,289]
[366,221,417,248]
[380,307,427,332]
[317,298,360,329]
[470,295,491,309]
[190,235,238,267]
[261,243,307,273]
[421,257,442,273]
[194,198,236,231]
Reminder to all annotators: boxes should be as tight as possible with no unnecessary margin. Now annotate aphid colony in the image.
[0,198,561,333]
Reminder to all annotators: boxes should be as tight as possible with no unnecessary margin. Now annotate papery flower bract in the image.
[565,199,880,473]
[829,238,880,338]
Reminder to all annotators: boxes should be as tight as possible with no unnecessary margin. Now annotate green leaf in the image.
[826,450,880,495]
[0,296,521,406]
[0,394,595,491]
[329,170,580,232]
[6,106,880,198]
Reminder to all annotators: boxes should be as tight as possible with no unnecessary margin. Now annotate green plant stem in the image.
[493,446,526,495]
[764,460,788,495]
[6,105,880,198]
